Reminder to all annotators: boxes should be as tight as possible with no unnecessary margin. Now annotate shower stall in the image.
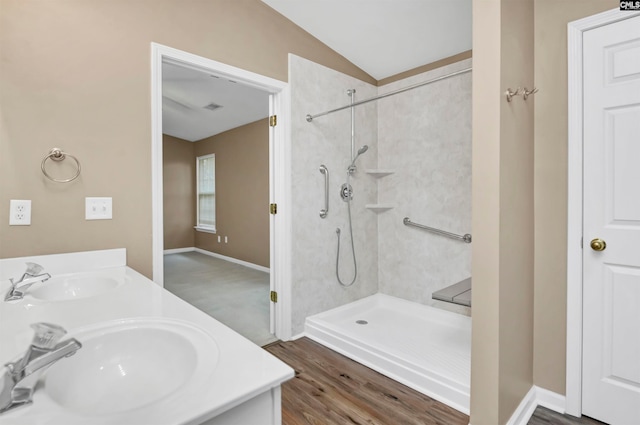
[289,54,472,413]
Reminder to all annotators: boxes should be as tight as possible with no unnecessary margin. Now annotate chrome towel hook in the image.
[523,87,539,100]
[41,148,81,183]
[505,86,539,102]
[505,87,523,102]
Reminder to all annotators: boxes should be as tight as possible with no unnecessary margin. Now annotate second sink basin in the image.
[29,272,125,301]
[42,318,220,416]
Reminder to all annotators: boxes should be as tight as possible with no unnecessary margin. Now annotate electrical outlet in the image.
[85,197,113,220]
[224,236,228,244]
[9,200,31,225]
[217,236,221,243]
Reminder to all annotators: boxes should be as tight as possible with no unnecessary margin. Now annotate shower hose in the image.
[336,172,357,287]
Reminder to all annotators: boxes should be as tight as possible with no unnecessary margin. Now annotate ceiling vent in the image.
[203,102,223,112]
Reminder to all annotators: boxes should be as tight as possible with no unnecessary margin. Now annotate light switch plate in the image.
[85,197,112,220]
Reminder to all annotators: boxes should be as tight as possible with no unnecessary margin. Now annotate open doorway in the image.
[150,44,290,345]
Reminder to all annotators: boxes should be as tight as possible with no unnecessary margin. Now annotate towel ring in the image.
[41,148,81,183]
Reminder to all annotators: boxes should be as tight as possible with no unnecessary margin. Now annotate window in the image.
[196,154,216,233]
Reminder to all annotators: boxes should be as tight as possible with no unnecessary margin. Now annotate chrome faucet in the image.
[4,262,51,301]
[0,323,82,414]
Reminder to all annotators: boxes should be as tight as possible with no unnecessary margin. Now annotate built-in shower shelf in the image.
[364,169,395,178]
[365,204,395,212]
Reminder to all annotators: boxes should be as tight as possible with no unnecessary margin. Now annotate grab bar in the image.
[403,217,472,243]
[319,165,329,218]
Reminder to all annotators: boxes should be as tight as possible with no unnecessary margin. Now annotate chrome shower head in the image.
[348,145,369,172]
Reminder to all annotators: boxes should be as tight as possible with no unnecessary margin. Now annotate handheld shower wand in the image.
[336,144,369,288]
[348,145,368,173]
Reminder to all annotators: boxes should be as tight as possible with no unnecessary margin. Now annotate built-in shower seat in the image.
[432,277,471,307]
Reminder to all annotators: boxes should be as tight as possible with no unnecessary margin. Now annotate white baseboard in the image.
[163,247,195,255]
[505,386,566,425]
[290,332,306,341]
[535,386,565,414]
[194,248,270,273]
[164,247,270,273]
[506,386,538,425]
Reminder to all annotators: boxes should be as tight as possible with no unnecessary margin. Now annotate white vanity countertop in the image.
[0,249,294,425]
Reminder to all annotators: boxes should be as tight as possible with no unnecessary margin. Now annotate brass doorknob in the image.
[590,238,606,251]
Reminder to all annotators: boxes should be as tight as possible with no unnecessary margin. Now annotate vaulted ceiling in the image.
[261,0,472,81]
[163,0,472,142]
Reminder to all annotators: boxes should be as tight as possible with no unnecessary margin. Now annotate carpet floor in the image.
[163,251,276,347]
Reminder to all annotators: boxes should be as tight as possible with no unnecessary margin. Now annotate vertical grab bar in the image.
[319,165,329,218]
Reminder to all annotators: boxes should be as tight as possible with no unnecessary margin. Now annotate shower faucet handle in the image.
[341,183,353,202]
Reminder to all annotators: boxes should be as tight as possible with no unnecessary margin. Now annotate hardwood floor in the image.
[265,338,609,425]
[265,337,469,425]
[529,407,605,425]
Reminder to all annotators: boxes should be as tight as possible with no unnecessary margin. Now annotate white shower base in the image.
[304,293,471,414]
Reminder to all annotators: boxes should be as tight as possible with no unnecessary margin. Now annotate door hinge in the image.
[270,203,277,214]
[270,290,278,303]
[269,115,277,127]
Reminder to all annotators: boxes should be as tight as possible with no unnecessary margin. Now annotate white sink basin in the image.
[29,273,124,301]
[43,318,219,416]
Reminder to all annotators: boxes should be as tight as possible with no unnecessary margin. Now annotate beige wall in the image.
[471,2,618,422]
[471,0,535,424]
[377,50,473,86]
[194,119,269,268]
[163,135,195,250]
[498,0,535,421]
[470,1,502,422]
[162,121,268,266]
[0,0,373,276]
[533,0,619,395]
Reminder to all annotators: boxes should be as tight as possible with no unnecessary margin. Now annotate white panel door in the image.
[582,14,640,425]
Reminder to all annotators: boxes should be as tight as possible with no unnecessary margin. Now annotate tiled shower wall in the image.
[289,56,472,334]
[377,59,472,315]
[289,55,379,335]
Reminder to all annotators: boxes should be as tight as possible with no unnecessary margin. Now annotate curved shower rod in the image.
[306,67,472,122]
